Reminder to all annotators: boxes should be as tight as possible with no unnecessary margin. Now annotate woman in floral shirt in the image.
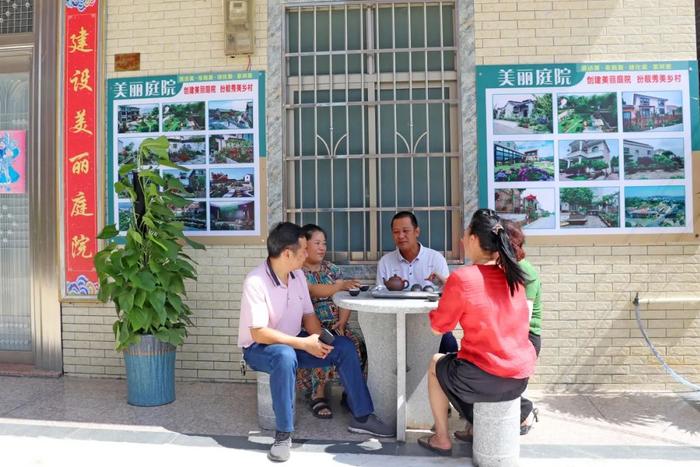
[297,224,368,419]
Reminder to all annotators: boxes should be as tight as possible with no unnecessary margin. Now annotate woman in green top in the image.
[504,220,540,434]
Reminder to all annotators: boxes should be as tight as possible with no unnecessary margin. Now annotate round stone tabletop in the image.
[333,291,438,314]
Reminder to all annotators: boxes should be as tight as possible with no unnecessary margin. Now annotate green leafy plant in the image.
[95,136,205,351]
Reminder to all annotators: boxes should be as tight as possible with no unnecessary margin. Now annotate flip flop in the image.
[521,407,539,435]
[309,397,333,419]
[453,429,472,442]
[417,435,452,456]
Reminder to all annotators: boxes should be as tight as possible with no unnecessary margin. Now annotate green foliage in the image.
[610,156,619,172]
[95,136,205,351]
[559,115,584,133]
[590,159,609,171]
[561,187,594,212]
[534,94,552,118]
[163,103,205,131]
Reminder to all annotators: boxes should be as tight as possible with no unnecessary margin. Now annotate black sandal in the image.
[417,434,452,456]
[520,407,539,435]
[309,397,333,419]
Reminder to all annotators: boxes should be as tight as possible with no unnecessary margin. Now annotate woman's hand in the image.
[336,279,361,291]
[331,321,347,336]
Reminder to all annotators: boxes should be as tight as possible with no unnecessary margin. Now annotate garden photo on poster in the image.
[162,168,207,198]
[492,93,553,135]
[623,138,684,180]
[162,102,206,131]
[173,201,207,231]
[117,137,159,166]
[622,91,683,132]
[495,188,556,229]
[560,187,620,228]
[208,100,254,130]
[557,93,617,133]
[117,104,159,133]
[494,141,554,182]
[167,136,206,164]
[624,185,685,227]
[209,134,254,164]
[118,200,132,231]
[558,140,619,181]
[209,167,254,198]
[210,200,255,231]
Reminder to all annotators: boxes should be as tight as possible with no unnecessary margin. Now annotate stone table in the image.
[333,291,440,441]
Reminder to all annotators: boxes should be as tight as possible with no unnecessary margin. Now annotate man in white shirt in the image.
[376,212,458,353]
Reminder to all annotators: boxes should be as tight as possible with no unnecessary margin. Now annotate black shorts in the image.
[435,353,528,418]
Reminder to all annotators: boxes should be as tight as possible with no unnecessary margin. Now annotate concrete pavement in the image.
[0,375,699,466]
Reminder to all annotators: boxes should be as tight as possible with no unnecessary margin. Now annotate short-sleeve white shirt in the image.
[375,244,449,289]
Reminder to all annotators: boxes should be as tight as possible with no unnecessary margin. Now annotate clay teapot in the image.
[383,274,409,291]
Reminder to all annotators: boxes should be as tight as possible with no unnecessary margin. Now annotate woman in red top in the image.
[418,209,536,455]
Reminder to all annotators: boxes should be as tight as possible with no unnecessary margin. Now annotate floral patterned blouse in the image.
[302,261,342,324]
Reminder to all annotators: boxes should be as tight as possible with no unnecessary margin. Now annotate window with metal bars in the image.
[284,1,460,264]
[0,1,33,35]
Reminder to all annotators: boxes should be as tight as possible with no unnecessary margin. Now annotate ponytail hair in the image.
[467,209,526,296]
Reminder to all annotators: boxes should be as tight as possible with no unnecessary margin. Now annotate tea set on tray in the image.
[347,273,440,298]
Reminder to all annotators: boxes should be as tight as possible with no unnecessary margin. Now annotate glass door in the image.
[0,49,32,363]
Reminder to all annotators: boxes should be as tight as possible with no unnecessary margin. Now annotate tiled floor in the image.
[0,375,699,466]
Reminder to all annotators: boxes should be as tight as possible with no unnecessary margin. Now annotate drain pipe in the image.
[633,293,700,392]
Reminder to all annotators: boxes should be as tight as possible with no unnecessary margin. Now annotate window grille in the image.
[284,1,460,263]
[0,1,33,35]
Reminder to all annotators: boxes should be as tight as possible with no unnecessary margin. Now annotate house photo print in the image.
[477,61,698,236]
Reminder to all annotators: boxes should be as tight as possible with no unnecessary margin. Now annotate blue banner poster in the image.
[476,62,699,235]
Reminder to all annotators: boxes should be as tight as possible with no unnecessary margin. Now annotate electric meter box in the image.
[224,0,254,55]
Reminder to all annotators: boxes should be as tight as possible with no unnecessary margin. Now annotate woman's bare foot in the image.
[432,433,452,450]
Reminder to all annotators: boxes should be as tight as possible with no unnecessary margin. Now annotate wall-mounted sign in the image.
[477,61,699,235]
[106,72,265,237]
[63,0,100,297]
[114,53,140,72]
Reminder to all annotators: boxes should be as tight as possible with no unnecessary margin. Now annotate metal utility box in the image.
[224,0,255,56]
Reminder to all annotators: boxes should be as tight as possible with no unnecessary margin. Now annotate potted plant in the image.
[95,136,205,406]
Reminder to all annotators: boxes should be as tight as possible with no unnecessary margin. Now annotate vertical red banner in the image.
[64,1,99,296]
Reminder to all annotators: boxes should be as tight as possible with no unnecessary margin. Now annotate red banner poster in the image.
[64,0,99,296]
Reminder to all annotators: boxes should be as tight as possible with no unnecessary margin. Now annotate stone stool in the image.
[472,398,521,467]
[257,372,276,430]
[257,372,298,431]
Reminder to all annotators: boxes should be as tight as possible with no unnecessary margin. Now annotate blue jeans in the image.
[243,333,374,433]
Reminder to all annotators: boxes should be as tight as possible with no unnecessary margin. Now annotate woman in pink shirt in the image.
[418,209,536,455]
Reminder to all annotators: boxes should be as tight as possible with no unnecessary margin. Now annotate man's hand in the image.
[303,333,334,359]
[336,279,361,291]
